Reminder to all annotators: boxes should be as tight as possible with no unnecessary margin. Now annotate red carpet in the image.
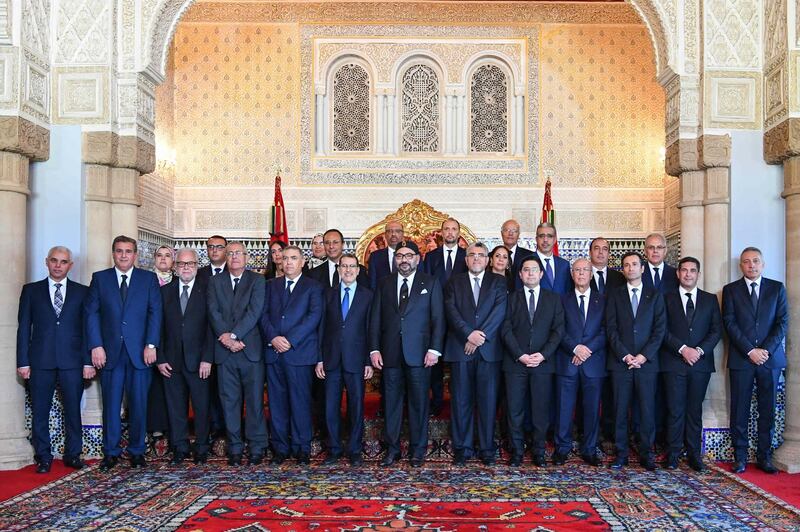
[0,461,79,501]
[737,467,800,508]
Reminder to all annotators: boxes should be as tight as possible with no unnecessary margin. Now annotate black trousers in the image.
[663,371,711,459]
[163,364,211,454]
[449,358,501,459]
[505,368,552,456]
[610,370,657,460]
[383,361,431,459]
[730,366,781,462]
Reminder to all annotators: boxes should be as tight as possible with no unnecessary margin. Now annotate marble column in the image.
[678,169,705,261]
[110,167,140,240]
[774,155,800,472]
[0,151,35,469]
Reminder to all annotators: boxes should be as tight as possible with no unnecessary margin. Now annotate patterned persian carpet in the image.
[1,458,798,531]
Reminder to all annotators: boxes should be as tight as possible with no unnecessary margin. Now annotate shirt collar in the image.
[679,285,697,298]
[538,251,554,260]
[48,277,66,288]
[575,287,591,299]
[627,282,643,293]
[286,273,302,286]
[115,266,132,278]
[745,276,762,287]
[341,280,357,294]
[399,270,416,285]
[592,265,607,274]
[180,277,196,291]
[443,243,459,253]
[229,271,242,281]
[525,285,540,296]
[471,270,486,283]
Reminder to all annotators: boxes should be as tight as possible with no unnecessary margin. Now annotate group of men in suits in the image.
[15,222,788,475]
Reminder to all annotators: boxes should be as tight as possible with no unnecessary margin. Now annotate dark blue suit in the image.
[605,284,665,461]
[661,288,721,460]
[320,283,373,456]
[642,262,679,294]
[723,277,788,462]
[17,279,89,463]
[555,290,606,456]
[85,267,162,457]
[444,271,507,460]
[534,252,573,294]
[367,247,393,290]
[261,274,324,456]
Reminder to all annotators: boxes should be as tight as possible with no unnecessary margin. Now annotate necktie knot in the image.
[344,286,350,293]
[121,274,127,281]
[286,280,294,290]
[214,267,221,275]
[751,282,757,291]
[686,292,692,301]
[182,284,190,292]
[55,283,62,289]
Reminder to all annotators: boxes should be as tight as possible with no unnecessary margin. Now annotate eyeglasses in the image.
[207,244,226,250]
[467,253,488,259]
[645,245,666,251]
[227,251,246,257]
[572,267,592,273]
[338,264,359,270]
[176,261,198,268]
[395,253,417,260]
[521,267,541,273]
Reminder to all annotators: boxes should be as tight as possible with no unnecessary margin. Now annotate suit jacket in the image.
[158,278,213,372]
[501,287,565,374]
[85,267,162,370]
[533,252,574,294]
[367,247,393,290]
[509,245,534,289]
[321,283,373,373]
[660,289,721,374]
[590,267,626,295]
[196,263,227,284]
[307,259,369,289]
[557,291,607,378]
[642,262,679,294]
[605,284,666,372]
[424,246,467,288]
[207,270,265,364]
[722,277,788,370]
[443,272,507,362]
[261,275,324,366]
[369,271,445,367]
[17,278,89,369]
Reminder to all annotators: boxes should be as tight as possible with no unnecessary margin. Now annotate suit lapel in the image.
[403,274,424,315]
[475,273,492,309]
[40,280,58,318]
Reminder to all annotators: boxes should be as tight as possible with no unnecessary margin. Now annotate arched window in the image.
[400,64,440,153]
[469,64,509,153]
[332,63,371,152]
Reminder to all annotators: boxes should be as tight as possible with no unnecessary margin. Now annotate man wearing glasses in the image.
[368,220,405,290]
[157,249,214,465]
[444,242,507,466]
[642,233,678,294]
[197,235,228,283]
[370,240,445,467]
[308,228,368,288]
[207,242,267,466]
[500,219,533,292]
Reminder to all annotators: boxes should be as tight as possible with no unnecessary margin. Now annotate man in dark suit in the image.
[157,248,214,465]
[444,242,507,466]
[316,254,373,466]
[261,245,324,465]
[589,237,626,295]
[86,235,163,471]
[532,223,572,294]
[605,251,666,471]
[17,246,95,473]
[723,247,788,474]
[207,241,268,466]
[424,217,467,416]
[554,258,606,466]
[642,233,678,294]
[196,235,228,283]
[661,256,721,472]
[369,240,445,467]
[502,255,565,466]
[368,220,405,290]
[501,219,533,292]
[307,228,369,288]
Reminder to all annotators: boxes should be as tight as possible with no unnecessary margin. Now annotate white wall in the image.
[27,126,85,282]
[729,130,785,282]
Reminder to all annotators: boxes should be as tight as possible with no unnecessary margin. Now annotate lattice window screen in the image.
[470,64,508,153]
[401,64,440,153]
[332,63,371,152]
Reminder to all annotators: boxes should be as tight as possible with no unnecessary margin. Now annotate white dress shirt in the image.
[574,287,591,321]
[179,277,196,299]
[286,273,302,292]
[48,277,67,307]
[115,267,133,287]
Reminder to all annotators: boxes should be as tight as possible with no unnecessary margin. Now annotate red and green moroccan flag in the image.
[541,176,559,256]
[270,173,289,245]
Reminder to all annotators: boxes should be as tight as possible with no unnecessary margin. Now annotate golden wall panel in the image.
[171,23,301,186]
[539,25,665,188]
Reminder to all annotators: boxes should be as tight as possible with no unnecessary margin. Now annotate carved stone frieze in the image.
[82,131,118,165]
[705,71,761,129]
[764,0,787,65]
[22,0,49,58]
[110,167,141,205]
[698,134,732,168]
[83,163,112,202]
[764,117,800,163]
[118,135,156,174]
[665,138,700,176]
[0,115,49,161]
[0,150,30,195]
[704,0,760,69]
[0,1,11,45]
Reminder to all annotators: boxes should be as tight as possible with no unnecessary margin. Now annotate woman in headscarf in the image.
[153,245,175,286]
[307,233,326,270]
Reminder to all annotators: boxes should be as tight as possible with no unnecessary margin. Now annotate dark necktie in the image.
[53,283,63,317]
[285,279,294,299]
[233,277,240,294]
[750,282,758,310]
[399,278,409,314]
[654,267,661,289]
[341,286,350,320]
[120,274,128,303]
[445,250,453,279]
[332,265,340,287]
[472,276,480,306]
[631,287,639,317]
[545,258,555,286]
[578,294,586,327]
[685,292,694,323]
[597,270,605,294]
[180,284,190,315]
[214,267,221,275]
[390,251,396,274]
[528,288,536,323]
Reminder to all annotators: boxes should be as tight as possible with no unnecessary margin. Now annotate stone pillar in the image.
[774,155,800,472]
[110,167,140,239]
[678,169,705,260]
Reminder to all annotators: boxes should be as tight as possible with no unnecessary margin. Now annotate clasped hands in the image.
[219,332,246,352]
[622,353,647,369]
[518,352,545,367]
[464,330,486,355]
[748,347,770,365]
[681,346,702,366]
[571,344,592,366]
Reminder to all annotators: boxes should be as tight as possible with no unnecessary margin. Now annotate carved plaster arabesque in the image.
[705,70,761,129]
[0,115,49,160]
[22,0,49,58]
[764,117,800,163]
[764,0,787,64]
[765,58,788,129]
[54,0,111,64]
[54,67,108,123]
[0,0,11,45]
[704,0,760,69]
[0,48,14,105]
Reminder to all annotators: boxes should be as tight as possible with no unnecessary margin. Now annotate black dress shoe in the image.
[36,461,52,474]
[227,453,243,466]
[430,403,443,417]
[452,452,466,466]
[380,453,400,467]
[757,460,778,474]
[323,453,341,465]
[99,456,118,471]
[732,460,746,474]
[551,452,567,466]
[609,457,628,470]
[249,452,265,466]
[170,451,187,465]
[581,454,601,467]
[688,457,706,472]
[409,456,424,468]
[271,453,287,465]
[664,456,679,470]
[63,456,85,470]
[509,454,523,467]
[130,454,147,468]
[532,454,547,467]
[349,454,364,467]
[481,455,496,466]
[193,452,208,465]
[640,458,657,471]
[297,453,311,465]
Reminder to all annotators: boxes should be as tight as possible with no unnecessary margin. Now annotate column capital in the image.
[0,151,30,196]
[82,132,155,174]
[665,138,700,176]
[698,134,731,169]
[764,118,800,165]
[0,117,49,162]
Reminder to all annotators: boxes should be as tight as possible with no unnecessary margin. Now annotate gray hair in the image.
[47,245,73,261]
[175,248,199,261]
